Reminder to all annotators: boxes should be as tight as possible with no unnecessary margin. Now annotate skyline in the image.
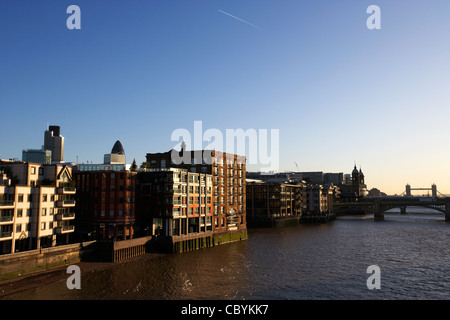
[1,1,450,195]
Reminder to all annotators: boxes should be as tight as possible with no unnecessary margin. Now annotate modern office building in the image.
[44,125,64,162]
[22,148,52,164]
[104,140,126,165]
[0,160,76,255]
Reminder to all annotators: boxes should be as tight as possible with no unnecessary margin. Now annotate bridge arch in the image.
[380,204,446,214]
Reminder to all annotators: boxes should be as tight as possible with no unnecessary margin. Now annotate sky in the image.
[1,0,450,196]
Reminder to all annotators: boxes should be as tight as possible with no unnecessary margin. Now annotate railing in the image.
[63,212,75,218]
[0,200,14,207]
[0,216,14,222]
[56,212,75,220]
[56,225,75,233]
[0,231,12,238]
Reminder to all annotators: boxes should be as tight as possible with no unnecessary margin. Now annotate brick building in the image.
[73,141,137,241]
[246,180,304,227]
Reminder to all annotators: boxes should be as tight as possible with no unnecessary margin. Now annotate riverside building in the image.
[72,140,137,241]
[0,160,76,255]
[246,180,304,227]
[135,168,213,252]
[143,144,247,251]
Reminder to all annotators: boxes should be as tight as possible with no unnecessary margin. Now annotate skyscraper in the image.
[44,125,64,163]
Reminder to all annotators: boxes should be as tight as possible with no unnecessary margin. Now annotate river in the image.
[3,207,450,300]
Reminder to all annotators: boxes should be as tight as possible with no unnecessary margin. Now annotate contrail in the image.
[218,10,263,30]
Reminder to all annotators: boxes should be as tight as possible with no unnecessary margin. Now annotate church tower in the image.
[351,164,361,198]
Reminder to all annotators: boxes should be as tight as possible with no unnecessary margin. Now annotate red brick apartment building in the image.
[73,168,136,241]
[72,141,137,241]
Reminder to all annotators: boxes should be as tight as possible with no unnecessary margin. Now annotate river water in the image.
[5,208,450,300]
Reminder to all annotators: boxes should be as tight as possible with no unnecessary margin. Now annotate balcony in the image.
[0,215,14,224]
[55,212,75,221]
[55,225,75,234]
[57,187,76,194]
[56,199,76,207]
[0,231,12,239]
[0,200,14,208]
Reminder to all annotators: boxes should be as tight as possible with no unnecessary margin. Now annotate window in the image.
[16,224,22,232]
[17,209,23,217]
[38,167,44,175]
[49,222,53,229]
[30,167,36,174]
[42,208,47,216]
[18,194,24,202]
[26,209,31,217]
[41,222,46,230]
[49,208,54,215]
[109,210,114,217]
[42,194,47,202]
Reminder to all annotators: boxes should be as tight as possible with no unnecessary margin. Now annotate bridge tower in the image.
[432,184,437,198]
[406,184,411,196]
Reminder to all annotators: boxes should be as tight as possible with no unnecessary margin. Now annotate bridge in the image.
[334,196,450,221]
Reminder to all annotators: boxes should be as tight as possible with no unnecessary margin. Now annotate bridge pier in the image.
[373,202,384,221]
[400,206,406,214]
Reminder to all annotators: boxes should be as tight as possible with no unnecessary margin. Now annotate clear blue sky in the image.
[1,0,450,195]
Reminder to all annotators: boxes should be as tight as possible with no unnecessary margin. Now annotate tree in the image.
[368,188,387,197]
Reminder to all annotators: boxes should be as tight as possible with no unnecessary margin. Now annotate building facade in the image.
[304,184,334,214]
[135,168,213,250]
[145,148,247,237]
[73,141,136,241]
[73,169,137,241]
[338,165,368,202]
[0,160,76,255]
[44,125,64,163]
[22,148,52,164]
[246,181,304,227]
